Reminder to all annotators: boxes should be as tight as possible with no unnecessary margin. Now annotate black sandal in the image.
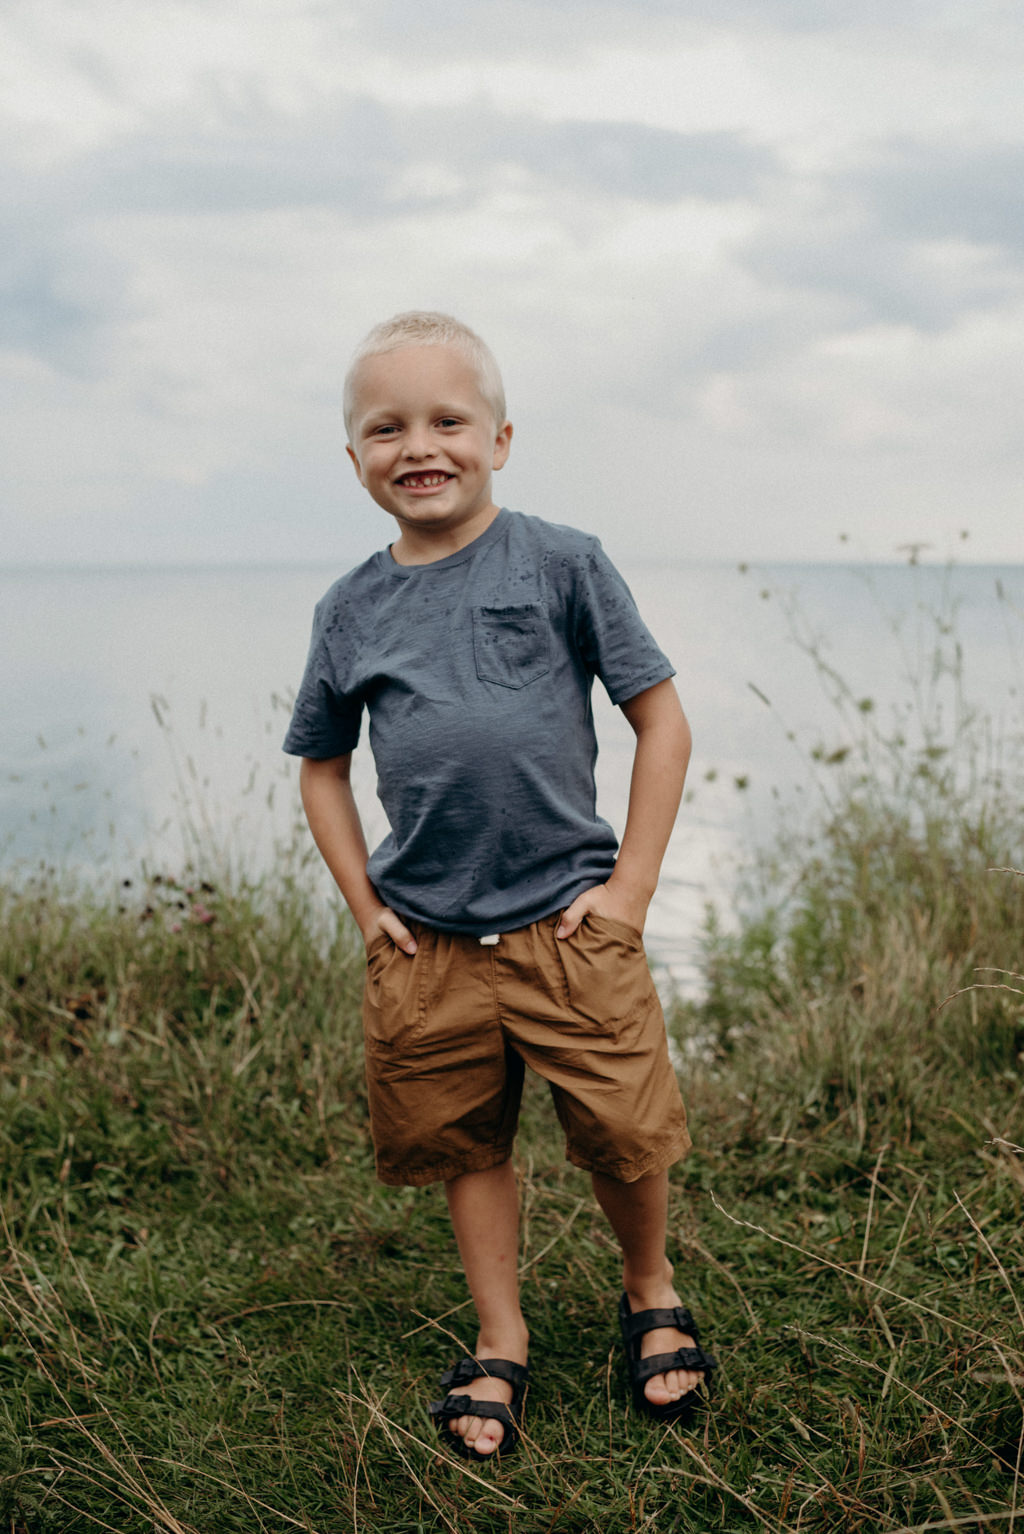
[619,1293,716,1425]
[428,1356,529,1462]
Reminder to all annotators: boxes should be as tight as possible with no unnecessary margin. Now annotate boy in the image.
[283,312,715,1461]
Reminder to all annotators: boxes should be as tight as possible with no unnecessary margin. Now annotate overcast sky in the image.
[3,0,1023,568]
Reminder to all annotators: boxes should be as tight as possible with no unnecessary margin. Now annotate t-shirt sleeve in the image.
[281,605,363,758]
[571,540,675,705]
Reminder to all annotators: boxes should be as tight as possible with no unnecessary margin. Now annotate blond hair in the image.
[343,311,507,438]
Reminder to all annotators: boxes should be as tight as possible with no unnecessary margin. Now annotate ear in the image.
[346,443,366,486]
[492,420,513,471]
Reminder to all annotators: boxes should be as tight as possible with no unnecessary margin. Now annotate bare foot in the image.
[444,1333,529,1458]
[447,1364,515,1457]
[624,1262,706,1409]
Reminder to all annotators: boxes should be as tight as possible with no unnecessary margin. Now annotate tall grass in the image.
[1,564,1022,1532]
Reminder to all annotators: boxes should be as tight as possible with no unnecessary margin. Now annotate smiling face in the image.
[346,344,513,564]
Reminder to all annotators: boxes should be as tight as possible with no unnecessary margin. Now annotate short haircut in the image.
[343,311,507,439]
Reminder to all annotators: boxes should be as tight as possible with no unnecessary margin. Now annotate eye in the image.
[370,423,399,436]
[437,416,461,429]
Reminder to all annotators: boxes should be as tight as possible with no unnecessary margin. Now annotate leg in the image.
[443,1160,530,1456]
[591,1168,704,1408]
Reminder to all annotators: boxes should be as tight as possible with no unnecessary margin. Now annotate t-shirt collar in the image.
[378,508,510,578]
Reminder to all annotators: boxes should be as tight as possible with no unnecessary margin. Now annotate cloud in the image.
[0,250,90,358]
[348,0,964,56]
[483,119,774,201]
[35,100,774,222]
[743,219,1018,334]
[736,137,1024,338]
[1,0,1023,565]
[853,141,1024,252]
[0,96,775,381]
[0,198,127,373]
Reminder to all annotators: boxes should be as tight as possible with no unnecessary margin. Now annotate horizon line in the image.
[4,555,1023,576]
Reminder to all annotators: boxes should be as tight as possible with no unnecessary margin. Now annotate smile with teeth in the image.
[397,471,453,488]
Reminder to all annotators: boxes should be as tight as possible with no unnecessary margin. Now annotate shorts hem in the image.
[566,1130,692,1184]
[375,1144,514,1188]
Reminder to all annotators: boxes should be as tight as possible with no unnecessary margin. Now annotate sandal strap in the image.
[439,1356,530,1394]
[631,1346,717,1386]
[620,1301,701,1346]
[429,1393,519,1429]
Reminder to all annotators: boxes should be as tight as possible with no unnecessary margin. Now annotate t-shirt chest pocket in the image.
[472,603,550,689]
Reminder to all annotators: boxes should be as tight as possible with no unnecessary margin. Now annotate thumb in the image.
[381,910,418,954]
[393,923,418,955]
[556,902,584,940]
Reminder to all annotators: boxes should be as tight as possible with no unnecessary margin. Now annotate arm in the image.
[298,754,417,953]
[556,677,691,939]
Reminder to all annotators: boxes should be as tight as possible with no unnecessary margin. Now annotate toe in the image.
[644,1373,673,1406]
[452,1412,471,1440]
[637,1321,705,1408]
[451,1411,503,1457]
[644,1363,703,1405]
[473,1418,504,1456]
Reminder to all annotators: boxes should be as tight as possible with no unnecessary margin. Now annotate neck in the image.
[390,504,501,566]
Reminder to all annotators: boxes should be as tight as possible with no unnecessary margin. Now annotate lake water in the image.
[2,558,1021,990]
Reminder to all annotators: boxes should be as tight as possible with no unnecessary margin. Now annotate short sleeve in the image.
[571,540,675,705]
[282,609,363,758]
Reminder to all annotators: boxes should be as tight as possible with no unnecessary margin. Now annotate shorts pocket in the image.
[362,940,427,1053]
[583,911,645,947]
[555,912,654,1036]
[472,604,550,688]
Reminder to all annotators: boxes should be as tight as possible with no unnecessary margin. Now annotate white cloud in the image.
[1,0,1023,566]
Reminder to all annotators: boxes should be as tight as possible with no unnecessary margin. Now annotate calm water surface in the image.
[3,560,1021,989]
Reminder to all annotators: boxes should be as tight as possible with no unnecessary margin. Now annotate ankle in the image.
[475,1320,530,1364]
[623,1257,677,1307]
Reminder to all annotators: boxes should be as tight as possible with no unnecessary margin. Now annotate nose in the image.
[402,424,436,459]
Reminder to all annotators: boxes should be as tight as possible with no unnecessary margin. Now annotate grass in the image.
[2,567,1023,1532]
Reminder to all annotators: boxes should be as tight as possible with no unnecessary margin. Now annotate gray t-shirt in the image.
[283,509,674,933]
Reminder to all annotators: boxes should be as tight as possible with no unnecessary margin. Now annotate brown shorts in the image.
[361,911,691,1187]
